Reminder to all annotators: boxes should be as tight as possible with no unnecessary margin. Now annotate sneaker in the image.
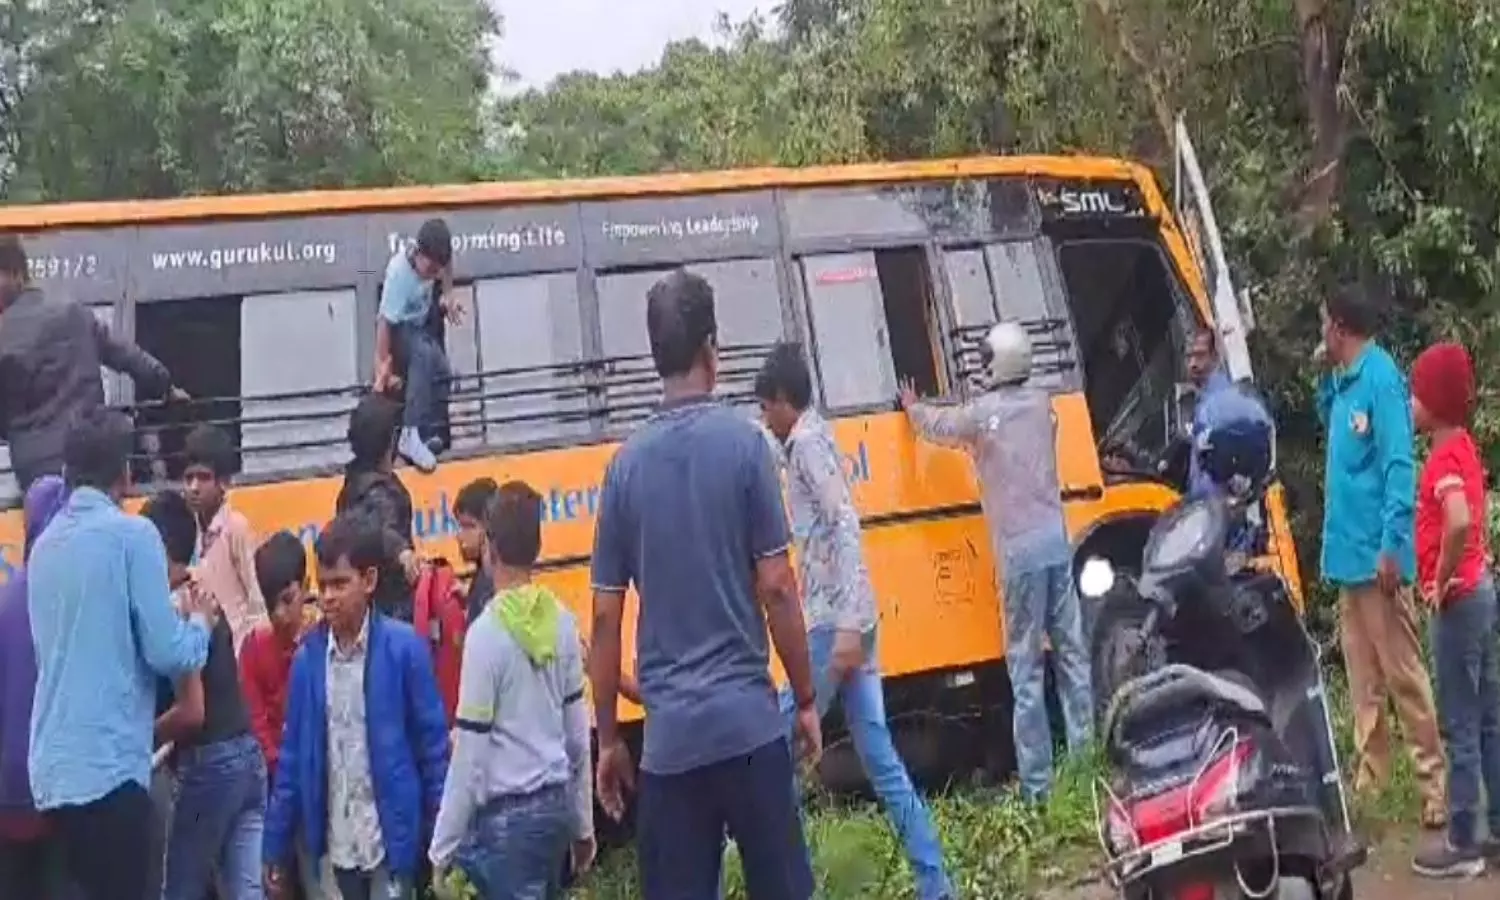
[398,427,437,474]
[1411,840,1485,879]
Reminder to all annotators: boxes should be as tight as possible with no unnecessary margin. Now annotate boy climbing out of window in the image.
[144,490,267,900]
[182,423,268,655]
[453,477,500,626]
[901,321,1094,803]
[262,514,450,900]
[373,218,462,474]
[1407,342,1500,879]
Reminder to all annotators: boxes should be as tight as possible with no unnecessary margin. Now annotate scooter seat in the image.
[1105,663,1267,746]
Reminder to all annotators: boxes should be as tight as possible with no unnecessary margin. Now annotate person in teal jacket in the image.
[1316,284,1446,828]
[262,514,450,900]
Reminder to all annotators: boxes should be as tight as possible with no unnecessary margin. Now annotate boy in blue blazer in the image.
[262,514,449,900]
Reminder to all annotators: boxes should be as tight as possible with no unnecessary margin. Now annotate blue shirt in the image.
[27,488,210,809]
[1187,369,1234,497]
[1317,343,1416,585]
[590,396,790,776]
[378,250,434,326]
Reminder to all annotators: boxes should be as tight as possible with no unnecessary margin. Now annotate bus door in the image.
[1174,116,1255,382]
[937,241,1104,509]
[1173,117,1301,599]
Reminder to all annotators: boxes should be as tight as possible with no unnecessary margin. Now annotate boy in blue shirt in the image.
[262,514,450,900]
[373,219,461,473]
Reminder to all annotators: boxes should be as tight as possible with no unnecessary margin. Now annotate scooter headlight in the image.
[1079,557,1116,599]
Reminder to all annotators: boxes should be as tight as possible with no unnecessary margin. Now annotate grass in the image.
[572,671,1426,899]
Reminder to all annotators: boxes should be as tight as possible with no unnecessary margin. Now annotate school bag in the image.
[413,559,467,725]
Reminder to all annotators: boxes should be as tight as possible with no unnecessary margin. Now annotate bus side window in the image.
[800,248,945,410]
[439,282,481,453]
[984,241,1074,391]
[473,272,589,449]
[239,289,359,476]
[596,259,783,428]
[135,295,244,483]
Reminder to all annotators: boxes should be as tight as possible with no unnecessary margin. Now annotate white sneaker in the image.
[398,427,437,473]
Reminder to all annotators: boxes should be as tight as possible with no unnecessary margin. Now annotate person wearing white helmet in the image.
[900,321,1094,803]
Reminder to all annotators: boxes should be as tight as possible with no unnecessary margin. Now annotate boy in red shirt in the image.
[1409,342,1500,878]
[240,531,312,786]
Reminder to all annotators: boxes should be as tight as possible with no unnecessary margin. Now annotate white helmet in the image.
[981,321,1032,387]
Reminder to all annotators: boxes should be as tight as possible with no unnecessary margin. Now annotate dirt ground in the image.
[1036,833,1498,899]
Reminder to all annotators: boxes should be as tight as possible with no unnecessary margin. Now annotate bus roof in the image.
[0,155,1159,231]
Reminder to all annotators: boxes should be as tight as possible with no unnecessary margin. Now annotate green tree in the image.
[1,0,499,202]
[491,0,1500,623]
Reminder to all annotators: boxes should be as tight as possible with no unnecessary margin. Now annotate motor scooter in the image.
[1080,495,1367,900]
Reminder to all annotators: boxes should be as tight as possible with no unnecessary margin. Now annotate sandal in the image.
[1421,804,1448,831]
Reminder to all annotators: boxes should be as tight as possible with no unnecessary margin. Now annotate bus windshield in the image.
[1054,235,1196,467]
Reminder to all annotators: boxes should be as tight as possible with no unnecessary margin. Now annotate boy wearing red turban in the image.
[1409,341,1500,878]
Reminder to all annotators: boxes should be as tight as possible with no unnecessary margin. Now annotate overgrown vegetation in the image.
[7,0,1500,605]
[2,4,1489,893]
[576,674,1420,898]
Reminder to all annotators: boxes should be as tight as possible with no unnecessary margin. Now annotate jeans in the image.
[455,783,572,900]
[396,323,451,432]
[52,781,154,900]
[777,626,952,900]
[161,734,267,900]
[1430,576,1500,849]
[637,738,813,900]
[333,865,413,900]
[1005,560,1094,800]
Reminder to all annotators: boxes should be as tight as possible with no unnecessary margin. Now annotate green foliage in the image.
[576,676,1421,898]
[0,0,498,201]
[9,0,1500,632]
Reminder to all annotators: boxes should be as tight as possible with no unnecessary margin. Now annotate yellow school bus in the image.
[0,121,1302,781]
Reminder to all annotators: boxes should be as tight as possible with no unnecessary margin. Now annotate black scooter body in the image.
[1090,498,1364,899]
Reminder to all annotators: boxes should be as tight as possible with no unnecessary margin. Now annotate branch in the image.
[1085,0,1175,154]
[1293,0,1378,229]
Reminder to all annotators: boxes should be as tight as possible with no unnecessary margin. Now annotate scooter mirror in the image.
[1079,557,1116,599]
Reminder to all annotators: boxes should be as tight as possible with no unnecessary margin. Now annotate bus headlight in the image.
[1079,557,1116,599]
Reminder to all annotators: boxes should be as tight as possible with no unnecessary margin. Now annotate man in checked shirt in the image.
[755,342,954,900]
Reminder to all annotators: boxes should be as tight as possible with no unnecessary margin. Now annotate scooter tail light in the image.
[1174,882,1216,900]
[1189,740,1253,825]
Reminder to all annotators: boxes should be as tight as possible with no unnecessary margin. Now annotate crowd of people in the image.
[0,216,1497,900]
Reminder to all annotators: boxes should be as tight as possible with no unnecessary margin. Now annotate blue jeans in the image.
[332,865,413,900]
[1006,561,1094,801]
[161,733,267,900]
[1430,576,1500,849]
[396,323,451,431]
[455,784,572,900]
[778,627,952,900]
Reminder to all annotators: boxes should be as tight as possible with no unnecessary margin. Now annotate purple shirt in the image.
[0,476,67,821]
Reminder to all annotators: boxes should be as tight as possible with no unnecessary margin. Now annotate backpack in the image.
[413,560,467,725]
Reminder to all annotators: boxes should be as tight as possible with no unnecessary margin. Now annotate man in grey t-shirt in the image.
[588,270,819,900]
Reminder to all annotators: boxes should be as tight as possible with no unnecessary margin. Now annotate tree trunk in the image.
[1294,0,1364,226]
